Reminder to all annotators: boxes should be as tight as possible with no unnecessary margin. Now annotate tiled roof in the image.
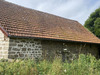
[0,0,100,44]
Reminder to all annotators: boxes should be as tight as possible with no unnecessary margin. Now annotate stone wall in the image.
[41,40,63,60]
[64,42,98,56]
[63,42,99,60]
[41,40,99,60]
[8,38,42,59]
[0,30,9,59]
[8,39,99,60]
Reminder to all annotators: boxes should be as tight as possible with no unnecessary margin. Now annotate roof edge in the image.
[0,0,5,1]
[0,25,9,37]
[3,0,77,23]
[8,35,100,45]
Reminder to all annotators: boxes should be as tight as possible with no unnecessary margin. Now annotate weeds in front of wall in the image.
[0,54,100,75]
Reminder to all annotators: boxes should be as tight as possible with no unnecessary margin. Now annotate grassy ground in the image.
[0,54,100,75]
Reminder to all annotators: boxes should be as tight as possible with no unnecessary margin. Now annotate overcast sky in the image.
[5,0,100,25]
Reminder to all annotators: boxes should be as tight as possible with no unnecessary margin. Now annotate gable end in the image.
[0,26,8,37]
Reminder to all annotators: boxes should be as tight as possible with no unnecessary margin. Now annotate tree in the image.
[84,7,100,38]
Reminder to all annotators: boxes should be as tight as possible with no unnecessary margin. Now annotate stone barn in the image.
[0,0,100,60]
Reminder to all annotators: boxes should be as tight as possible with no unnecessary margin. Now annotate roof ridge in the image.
[0,0,5,1]
[3,0,77,23]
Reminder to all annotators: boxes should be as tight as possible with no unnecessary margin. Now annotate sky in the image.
[5,0,100,25]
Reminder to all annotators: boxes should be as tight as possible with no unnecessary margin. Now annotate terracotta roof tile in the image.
[0,0,100,44]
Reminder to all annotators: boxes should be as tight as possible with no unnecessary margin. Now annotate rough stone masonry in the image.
[0,30,9,59]
[0,30,42,59]
[8,38,42,59]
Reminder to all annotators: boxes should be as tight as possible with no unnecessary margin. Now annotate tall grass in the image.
[0,54,100,75]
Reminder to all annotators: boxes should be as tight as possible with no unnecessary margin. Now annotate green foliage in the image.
[94,18,100,37]
[84,7,100,38]
[0,54,100,75]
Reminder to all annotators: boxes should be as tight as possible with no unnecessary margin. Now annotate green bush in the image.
[0,54,100,75]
